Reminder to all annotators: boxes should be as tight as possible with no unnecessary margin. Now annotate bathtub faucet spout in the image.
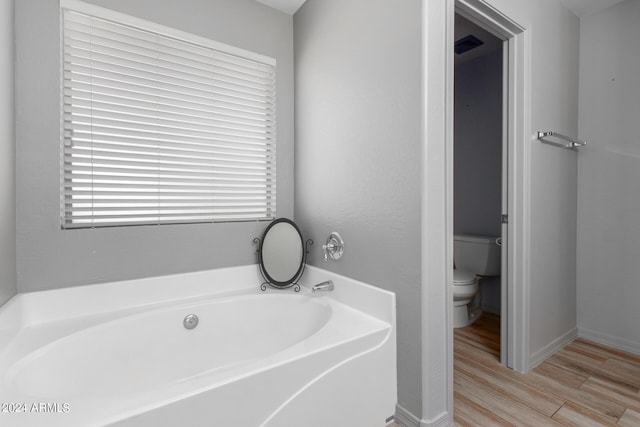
[312,280,334,293]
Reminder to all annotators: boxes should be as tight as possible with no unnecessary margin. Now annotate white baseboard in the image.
[395,404,450,427]
[529,327,577,369]
[578,327,640,356]
[395,404,421,427]
[420,412,451,427]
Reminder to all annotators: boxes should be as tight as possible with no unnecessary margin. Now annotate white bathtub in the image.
[0,265,396,426]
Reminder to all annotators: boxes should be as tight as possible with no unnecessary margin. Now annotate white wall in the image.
[15,0,293,292]
[577,0,640,353]
[293,0,422,419]
[0,0,16,306]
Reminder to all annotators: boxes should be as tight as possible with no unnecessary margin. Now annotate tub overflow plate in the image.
[183,314,199,330]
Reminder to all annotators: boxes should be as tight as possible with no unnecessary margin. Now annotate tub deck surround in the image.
[0,265,397,427]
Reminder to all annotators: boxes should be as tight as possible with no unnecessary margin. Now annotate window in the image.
[61,1,276,228]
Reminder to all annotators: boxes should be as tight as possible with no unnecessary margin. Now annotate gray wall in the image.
[485,0,580,363]
[454,50,503,238]
[0,0,16,306]
[524,0,580,362]
[293,0,422,418]
[15,0,293,292]
[577,0,640,353]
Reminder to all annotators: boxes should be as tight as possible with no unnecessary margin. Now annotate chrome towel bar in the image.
[537,131,586,150]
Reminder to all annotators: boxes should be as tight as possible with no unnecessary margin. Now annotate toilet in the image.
[453,234,501,328]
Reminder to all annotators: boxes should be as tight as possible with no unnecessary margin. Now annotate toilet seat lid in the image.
[453,269,476,285]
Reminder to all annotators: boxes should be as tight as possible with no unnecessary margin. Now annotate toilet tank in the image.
[454,234,501,276]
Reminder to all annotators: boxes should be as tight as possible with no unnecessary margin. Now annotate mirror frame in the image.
[256,218,310,291]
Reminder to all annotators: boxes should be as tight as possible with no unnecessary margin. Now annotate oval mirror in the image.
[258,218,305,289]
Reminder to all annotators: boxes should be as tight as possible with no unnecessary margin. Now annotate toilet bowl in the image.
[452,234,501,328]
[452,269,480,328]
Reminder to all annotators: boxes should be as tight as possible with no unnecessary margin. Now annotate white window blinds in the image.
[61,5,276,228]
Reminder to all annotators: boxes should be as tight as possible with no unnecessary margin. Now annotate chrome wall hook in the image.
[322,232,344,261]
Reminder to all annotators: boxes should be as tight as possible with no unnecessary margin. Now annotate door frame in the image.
[454,0,526,370]
[420,0,531,425]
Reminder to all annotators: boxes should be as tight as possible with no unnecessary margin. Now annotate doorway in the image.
[420,0,530,422]
[451,0,529,374]
[453,12,505,362]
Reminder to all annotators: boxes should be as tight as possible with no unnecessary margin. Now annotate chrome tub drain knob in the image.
[183,314,199,330]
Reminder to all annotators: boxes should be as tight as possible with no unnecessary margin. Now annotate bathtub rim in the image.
[0,265,395,331]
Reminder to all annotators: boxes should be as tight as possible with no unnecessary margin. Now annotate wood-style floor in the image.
[454,313,640,426]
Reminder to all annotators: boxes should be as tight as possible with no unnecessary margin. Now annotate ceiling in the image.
[255,0,307,15]
[558,0,626,17]
[256,0,625,18]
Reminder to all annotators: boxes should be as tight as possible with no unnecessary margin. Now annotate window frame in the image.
[60,0,277,229]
